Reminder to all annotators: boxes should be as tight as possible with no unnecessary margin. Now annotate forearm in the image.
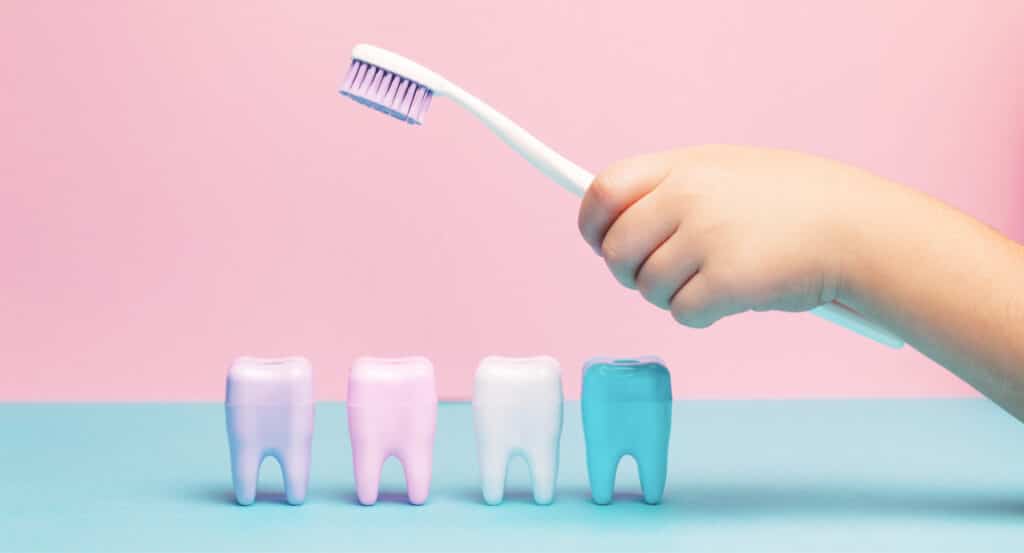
[837,179,1024,420]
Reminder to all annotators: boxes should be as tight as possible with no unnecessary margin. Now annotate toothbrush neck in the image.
[442,84,593,197]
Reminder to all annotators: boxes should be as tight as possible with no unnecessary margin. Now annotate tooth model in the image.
[581,356,672,505]
[347,356,438,506]
[473,355,564,505]
[225,356,315,506]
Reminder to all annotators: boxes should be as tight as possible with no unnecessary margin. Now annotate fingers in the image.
[600,191,679,289]
[580,149,753,328]
[634,231,703,309]
[669,271,749,328]
[578,152,675,254]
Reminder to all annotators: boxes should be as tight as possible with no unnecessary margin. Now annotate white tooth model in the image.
[472,355,564,505]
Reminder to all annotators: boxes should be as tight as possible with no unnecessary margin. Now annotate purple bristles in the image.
[339,59,434,125]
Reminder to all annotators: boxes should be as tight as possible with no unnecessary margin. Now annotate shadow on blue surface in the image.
[179,480,1024,520]
[187,487,239,506]
[358,491,416,505]
[181,485,297,507]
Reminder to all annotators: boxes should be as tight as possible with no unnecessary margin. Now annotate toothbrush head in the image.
[340,59,433,125]
[340,44,445,125]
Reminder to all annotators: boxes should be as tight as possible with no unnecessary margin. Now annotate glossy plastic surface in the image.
[347,356,438,505]
[473,355,564,505]
[581,356,672,505]
[225,356,314,506]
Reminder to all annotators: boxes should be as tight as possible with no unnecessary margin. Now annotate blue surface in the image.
[3,400,1024,552]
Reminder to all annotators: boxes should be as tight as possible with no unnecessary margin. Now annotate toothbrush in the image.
[339,44,905,349]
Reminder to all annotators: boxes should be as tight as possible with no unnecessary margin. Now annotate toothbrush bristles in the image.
[339,59,434,125]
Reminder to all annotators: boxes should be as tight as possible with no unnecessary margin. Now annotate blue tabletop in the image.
[3,400,1023,552]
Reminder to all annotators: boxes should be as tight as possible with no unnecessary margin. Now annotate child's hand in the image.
[579,144,1024,424]
[578,145,891,327]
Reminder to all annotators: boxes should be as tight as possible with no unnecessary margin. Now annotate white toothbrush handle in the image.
[443,86,904,349]
[810,304,903,348]
[443,85,592,195]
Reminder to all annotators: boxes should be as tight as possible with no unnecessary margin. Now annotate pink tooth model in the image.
[347,356,438,506]
[225,356,314,506]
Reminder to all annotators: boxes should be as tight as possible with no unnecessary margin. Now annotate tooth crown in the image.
[348,356,437,406]
[474,355,562,406]
[347,356,438,506]
[473,355,563,440]
[473,355,564,505]
[227,356,314,404]
[581,356,672,505]
[582,356,672,403]
[225,356,315,506]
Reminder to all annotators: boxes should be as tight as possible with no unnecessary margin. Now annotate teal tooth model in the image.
[581,356,672,505]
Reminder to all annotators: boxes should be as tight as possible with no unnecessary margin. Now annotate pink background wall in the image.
[2,1,1022,402]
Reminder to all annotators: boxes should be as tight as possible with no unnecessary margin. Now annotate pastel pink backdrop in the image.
[2,1,1022,401]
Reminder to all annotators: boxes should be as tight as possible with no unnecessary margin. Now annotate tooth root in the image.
[279,447,312,505]
[225,356,315,506]
[478,443,509,505]
[228,445,261,506]
[584,449,622,506]
[633,401,672,505]
[348,356,438,506]
[473,355,564,505]
[525,443,558,505]
[352,446,385,506]
[636,447,669,505]
[399,445,434,505]
[581,356,672,505]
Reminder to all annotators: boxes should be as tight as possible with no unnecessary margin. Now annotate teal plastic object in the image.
[581,356,672,505]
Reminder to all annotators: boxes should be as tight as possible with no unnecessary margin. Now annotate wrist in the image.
[829,175,908,312]
[833,218,875,312]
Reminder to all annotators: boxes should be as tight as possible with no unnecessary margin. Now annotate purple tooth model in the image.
[225,356,314,506]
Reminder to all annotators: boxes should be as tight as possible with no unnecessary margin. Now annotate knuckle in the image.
[671,306,711,328]
[576,208,590,236]
[636,275,656,301]
[601,246,636,287]
[670,293,709,328]
[589,170,624,208]
[616,273,638,290]
[635,267,669,309]
[648,293,672,311]
[599,240,621,265]
[590,154,656,206]
[637,282,660,306]
[633,251,658,282]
